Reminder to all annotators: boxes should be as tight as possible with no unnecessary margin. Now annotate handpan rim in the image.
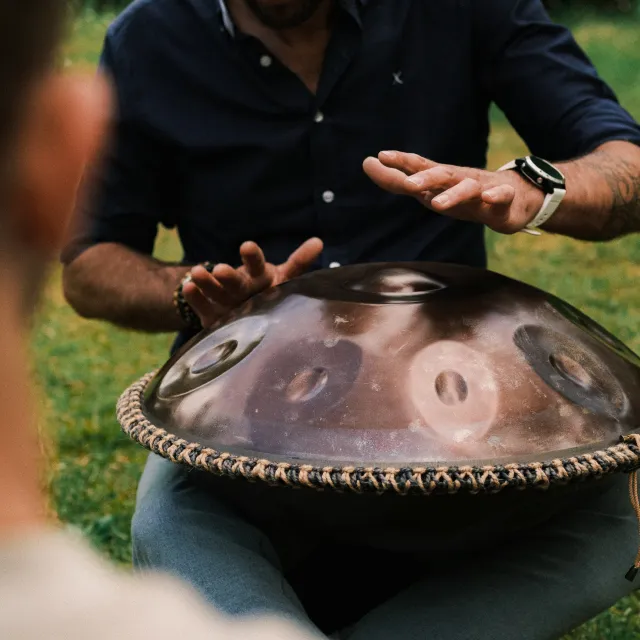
[118,372,640,496]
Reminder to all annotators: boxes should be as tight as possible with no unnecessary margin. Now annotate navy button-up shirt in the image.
[69,0,640,273]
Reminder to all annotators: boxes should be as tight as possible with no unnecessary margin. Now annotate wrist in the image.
[499,156,566,233]
[512,171,546,227]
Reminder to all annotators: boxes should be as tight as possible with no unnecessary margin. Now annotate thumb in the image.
[279,237,323,281]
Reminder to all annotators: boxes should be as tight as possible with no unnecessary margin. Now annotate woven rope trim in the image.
[117,373,640,496]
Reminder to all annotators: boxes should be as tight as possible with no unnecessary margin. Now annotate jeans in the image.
[132,454,638,639]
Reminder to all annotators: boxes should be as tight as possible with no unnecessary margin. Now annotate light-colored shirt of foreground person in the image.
[0,530,320,640]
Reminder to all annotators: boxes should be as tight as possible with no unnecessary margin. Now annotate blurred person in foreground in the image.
[0,3,320,638]
[61,0,640,638]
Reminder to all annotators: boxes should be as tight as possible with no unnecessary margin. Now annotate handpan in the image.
[117,262,640,499]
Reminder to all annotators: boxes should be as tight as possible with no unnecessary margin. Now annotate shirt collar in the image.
[216,0,369,37]
[218,0,236,36]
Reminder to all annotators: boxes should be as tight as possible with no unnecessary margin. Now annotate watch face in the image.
[528,156,565,183]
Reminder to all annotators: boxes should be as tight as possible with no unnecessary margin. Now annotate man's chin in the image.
[243,0,326,29]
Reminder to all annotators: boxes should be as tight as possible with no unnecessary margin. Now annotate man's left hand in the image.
[363,151,545,234]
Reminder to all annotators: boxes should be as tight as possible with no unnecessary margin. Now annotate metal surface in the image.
[143,263,640,467]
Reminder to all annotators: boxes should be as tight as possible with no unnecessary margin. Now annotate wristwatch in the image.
[499,156,566,235]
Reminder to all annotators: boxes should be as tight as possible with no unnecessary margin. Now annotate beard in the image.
[243,0,327,29]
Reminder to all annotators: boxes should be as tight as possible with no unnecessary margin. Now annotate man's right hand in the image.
[183,238,323,329]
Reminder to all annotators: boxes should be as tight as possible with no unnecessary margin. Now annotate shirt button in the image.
[329,262,341,269]
[314,111,324,123]
[260,55,272,68]
[322,190,335,204]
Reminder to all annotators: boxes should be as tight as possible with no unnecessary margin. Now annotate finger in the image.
[240,241,266,278]
[377,151,438,175]
[363,157,417,196]
[190,267,236,308]
[404,165,463,193]
[421,190,437,208]
[431,178,483,211]
[280,237,324,280]
[481,184,516,206]
[212,263,249,298]
[182,281,227,325]
[478,200,515,233]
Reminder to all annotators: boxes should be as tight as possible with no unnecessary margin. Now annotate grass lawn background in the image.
[37,10,640,638]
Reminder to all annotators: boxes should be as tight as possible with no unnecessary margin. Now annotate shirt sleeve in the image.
[62,27,181,264]
[474,0,640,161]
[0,530,321,640]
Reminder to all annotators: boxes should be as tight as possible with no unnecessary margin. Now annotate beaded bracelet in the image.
[173,262,216,330]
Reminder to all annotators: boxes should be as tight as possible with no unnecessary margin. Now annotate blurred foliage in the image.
[71,0,128,11]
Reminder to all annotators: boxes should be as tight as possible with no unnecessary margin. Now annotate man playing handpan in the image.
[63,0,640,638]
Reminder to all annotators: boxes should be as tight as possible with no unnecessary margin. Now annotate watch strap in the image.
[527,188,566,230]
[498,160,517,172]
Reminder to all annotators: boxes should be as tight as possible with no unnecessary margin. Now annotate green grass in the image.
[38,10,640,637]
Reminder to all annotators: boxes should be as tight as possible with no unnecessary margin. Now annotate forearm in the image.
[545,140,640,241]
[63,243,190,332]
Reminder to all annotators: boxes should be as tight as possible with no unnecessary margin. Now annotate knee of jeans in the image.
[130,489,181,566]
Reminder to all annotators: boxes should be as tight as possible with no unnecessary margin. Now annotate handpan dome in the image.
[119,263,640,493]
